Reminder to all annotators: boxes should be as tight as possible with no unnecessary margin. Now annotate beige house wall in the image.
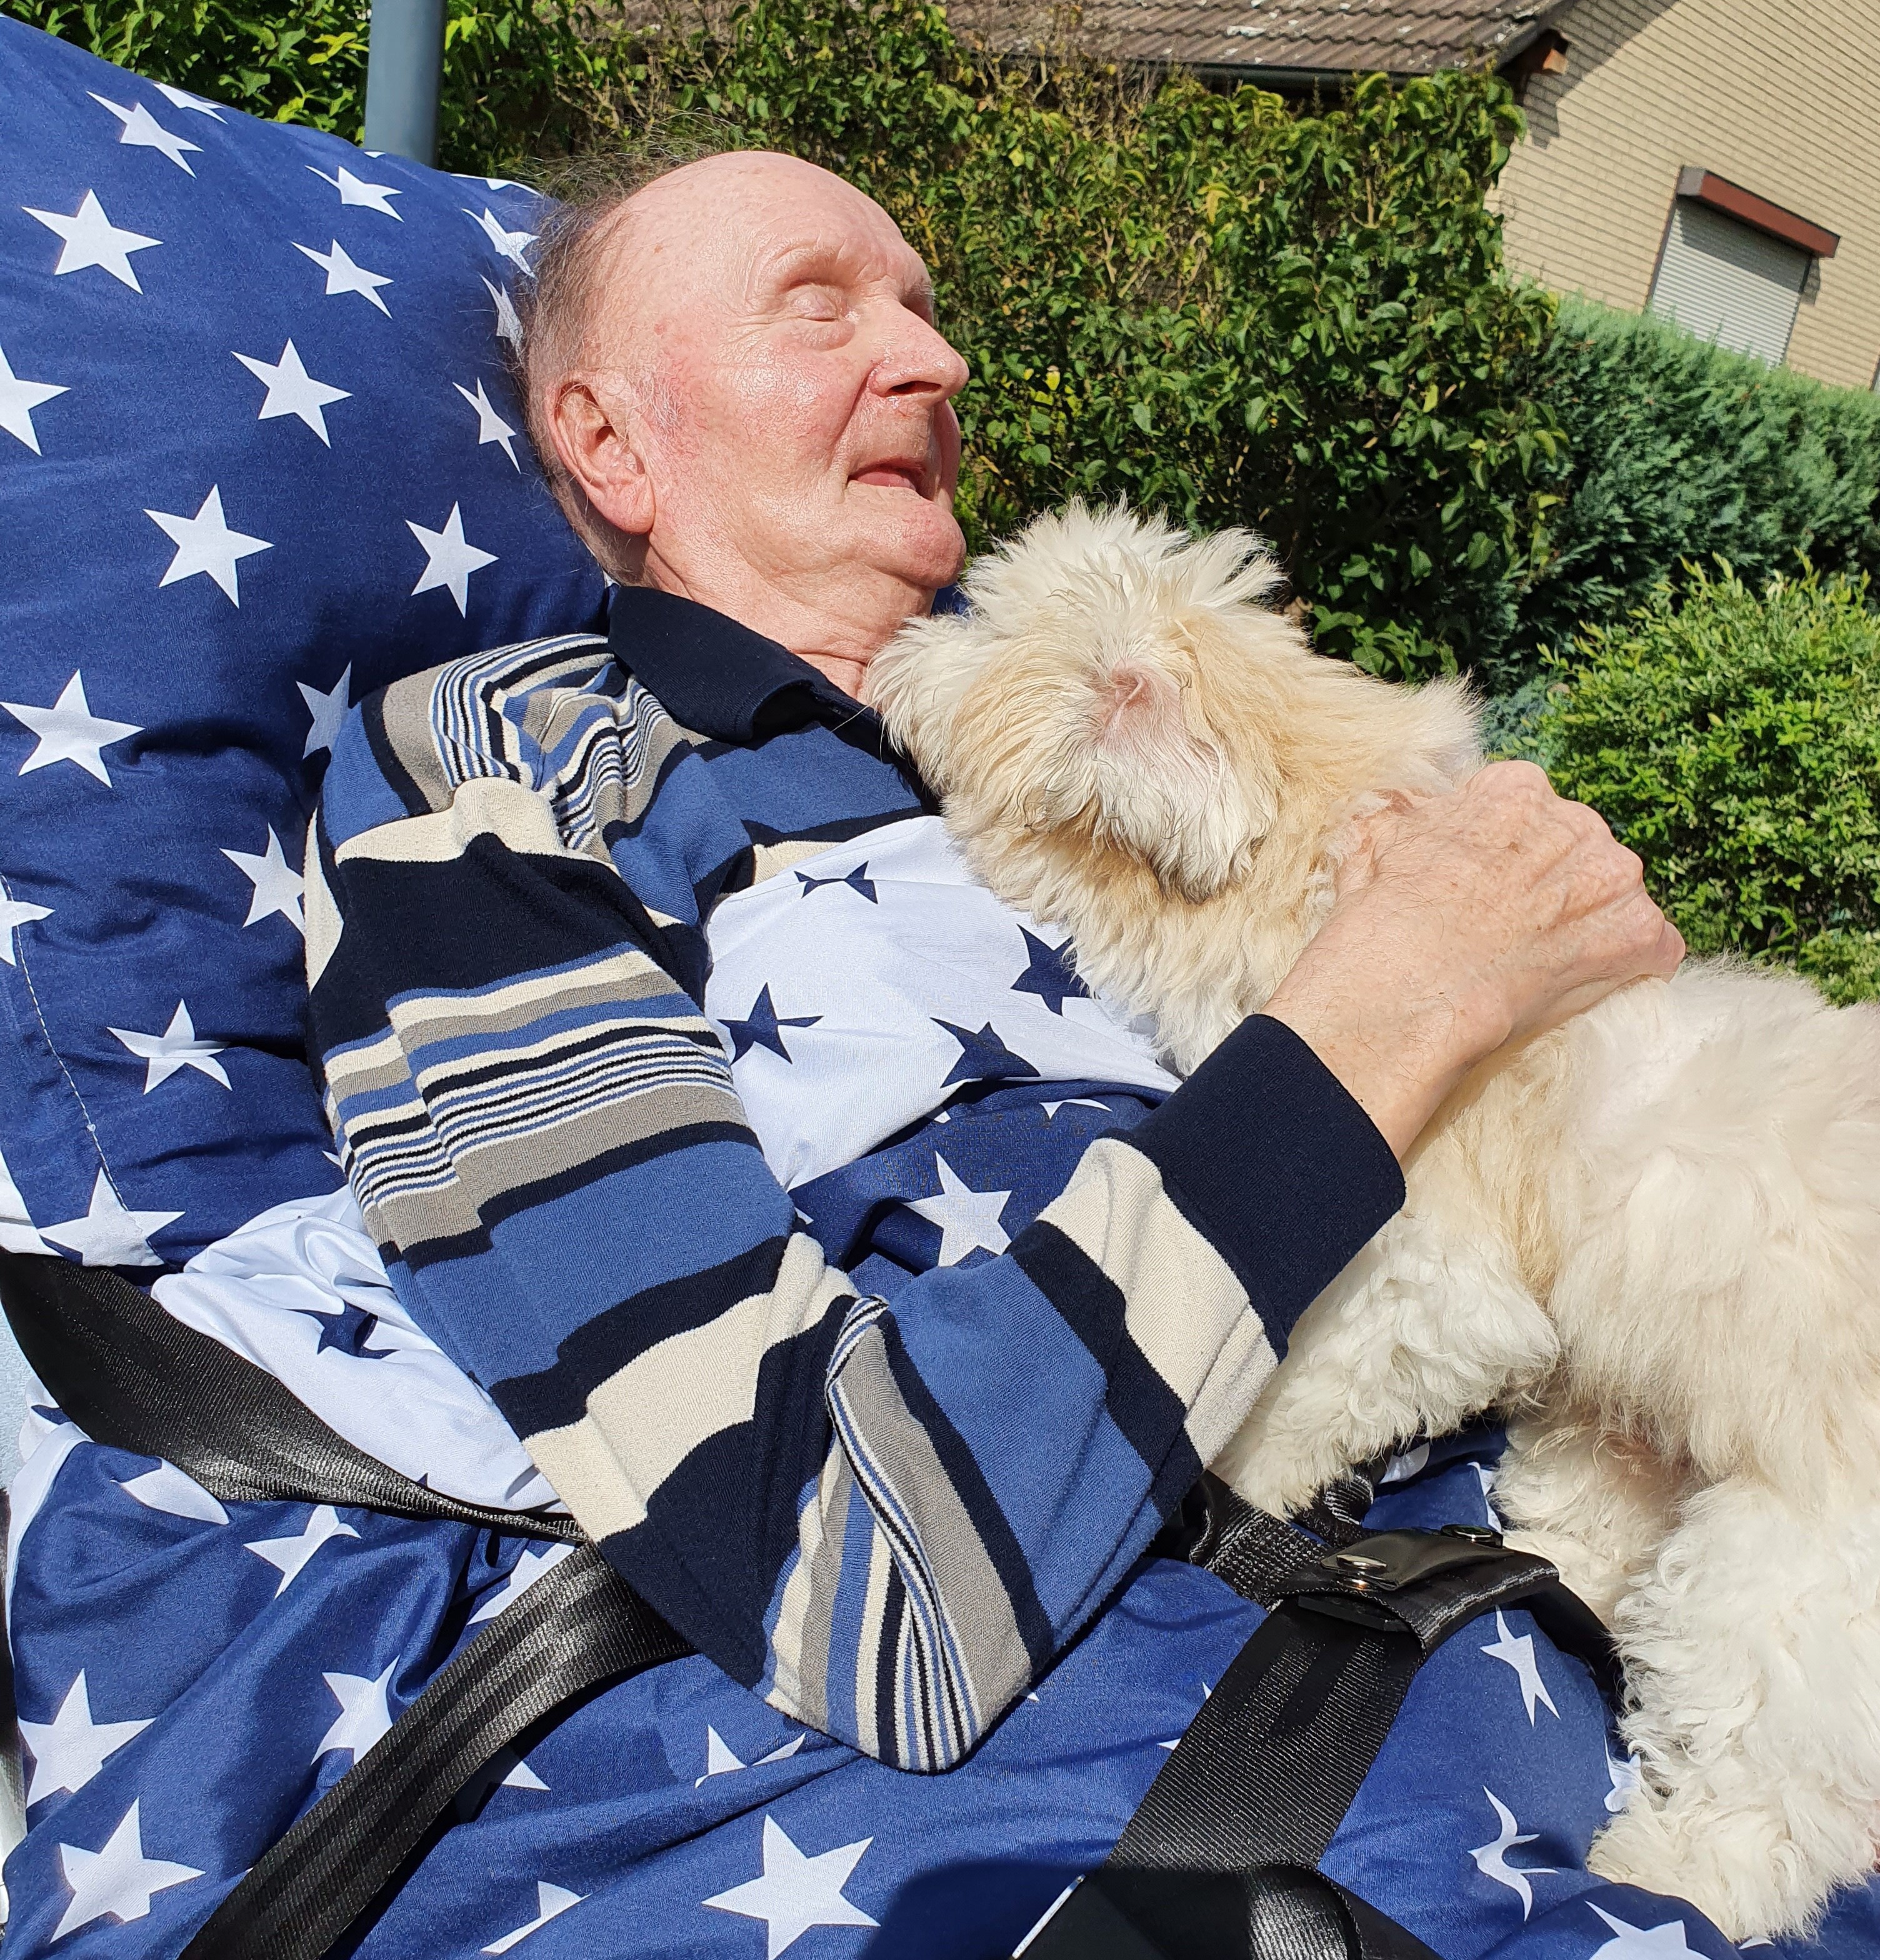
[1489,0,1880,390]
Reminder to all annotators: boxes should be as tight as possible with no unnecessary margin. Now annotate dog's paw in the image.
[1212,1447,1328,1522]
[1499,1526,1625,1624]
[1589,1796,1826,1943]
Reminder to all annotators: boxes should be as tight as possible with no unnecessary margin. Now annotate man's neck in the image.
[796,648,874,698]
[635,545,932,705]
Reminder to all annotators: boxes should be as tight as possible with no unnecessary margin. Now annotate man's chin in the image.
[862,502,966,595]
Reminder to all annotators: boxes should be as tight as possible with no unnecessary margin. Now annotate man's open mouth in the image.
[852,460,929,494]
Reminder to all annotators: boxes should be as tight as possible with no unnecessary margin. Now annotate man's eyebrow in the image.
[757,240,854,289]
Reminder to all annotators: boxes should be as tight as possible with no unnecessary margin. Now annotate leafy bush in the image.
[1504,298,1880,689]
[636,0,1564,678]
[4,0,606,169]
[1534,563,1880,1002]
[943,66,1562,681]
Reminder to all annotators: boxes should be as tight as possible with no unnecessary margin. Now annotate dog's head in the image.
[867,504,1479,903]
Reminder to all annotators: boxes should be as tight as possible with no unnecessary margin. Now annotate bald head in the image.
[587,154,934,375]
[522,150,968,695]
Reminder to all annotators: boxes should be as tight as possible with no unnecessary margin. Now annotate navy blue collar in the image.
[607,585,869,744]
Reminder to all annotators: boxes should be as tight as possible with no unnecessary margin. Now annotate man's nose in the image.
[872,308,970,402]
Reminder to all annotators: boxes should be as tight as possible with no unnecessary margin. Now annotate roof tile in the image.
[948,0,1561,76]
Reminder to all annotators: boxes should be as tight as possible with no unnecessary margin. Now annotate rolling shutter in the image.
[1648,197,1811,365]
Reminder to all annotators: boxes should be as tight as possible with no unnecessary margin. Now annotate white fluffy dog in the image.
[866,504,1880,1941]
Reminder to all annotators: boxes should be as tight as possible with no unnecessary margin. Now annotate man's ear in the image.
[549,377,657,538]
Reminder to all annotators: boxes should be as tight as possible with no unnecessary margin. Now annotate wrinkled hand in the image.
[1264,761,1684,1158]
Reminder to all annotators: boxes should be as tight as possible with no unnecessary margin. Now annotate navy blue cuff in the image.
[1128,1014,1404,1353]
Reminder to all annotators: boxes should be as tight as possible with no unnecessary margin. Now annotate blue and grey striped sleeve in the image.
[306,642,1402,1772]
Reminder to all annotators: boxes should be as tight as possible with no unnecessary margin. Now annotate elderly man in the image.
[306,142,1678,1944]
[294,150,1679,1953]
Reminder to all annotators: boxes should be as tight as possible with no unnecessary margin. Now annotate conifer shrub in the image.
[1505,298,1880,688]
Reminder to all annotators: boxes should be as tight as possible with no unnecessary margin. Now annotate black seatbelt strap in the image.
[0,1248,691,1960]
[1019,1864,1444,1960]
[0,1249,1617,1960]
[1019,1478,1618,1960]
[179,1540,674,1960]
[0,1246,584,1541]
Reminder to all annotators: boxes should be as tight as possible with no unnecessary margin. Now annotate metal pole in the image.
[363,0,446,167]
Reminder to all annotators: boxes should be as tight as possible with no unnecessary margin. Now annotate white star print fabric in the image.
[0,18,605,1266]
[22,1402,1861,1959]
[702,816,1177,1192]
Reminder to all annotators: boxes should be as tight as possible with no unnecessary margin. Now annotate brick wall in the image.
[1489,0,1880,389]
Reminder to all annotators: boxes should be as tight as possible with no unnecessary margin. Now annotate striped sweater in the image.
[306,585,1403,1772]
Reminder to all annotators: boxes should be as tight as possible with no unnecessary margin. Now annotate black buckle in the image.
[1266,1526,1621,1701]
[1161,1476,1619,1697]
[1308,1524,1511,1594]
[1265,1524,1558,1652]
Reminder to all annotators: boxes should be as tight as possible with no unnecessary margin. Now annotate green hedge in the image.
[1532,564,1880,1004]
[1503,298,1880,688]
[624,0,1570,679]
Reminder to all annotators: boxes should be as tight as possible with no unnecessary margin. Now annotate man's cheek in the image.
[726,344,847,433]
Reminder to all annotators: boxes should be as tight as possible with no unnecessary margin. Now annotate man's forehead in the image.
[614,152,928,306]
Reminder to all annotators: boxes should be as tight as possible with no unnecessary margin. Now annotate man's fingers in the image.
[1473,758,1553,799]
[1338,791,1428,888]
[1591,888,1682,983]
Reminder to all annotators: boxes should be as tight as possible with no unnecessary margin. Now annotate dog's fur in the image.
[868,504,1880,1939]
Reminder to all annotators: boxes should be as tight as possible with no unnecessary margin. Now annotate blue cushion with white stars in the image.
[0,16,606,1266]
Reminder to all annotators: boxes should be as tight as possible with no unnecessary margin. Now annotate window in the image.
[1647,169,1838,368]
[1650,200,1811,364]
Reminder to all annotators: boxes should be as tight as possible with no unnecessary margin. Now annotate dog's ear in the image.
[1094,639,1281,897]
[1096,661,1181,757]
[865,611,983,793]
[1146,622,1286,857]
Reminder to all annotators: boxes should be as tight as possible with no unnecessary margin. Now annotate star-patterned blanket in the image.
[702,814,1179,1194]
[0,16,605,1268]
[18,1401,1880,1958]
[4,18,1879,1959]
